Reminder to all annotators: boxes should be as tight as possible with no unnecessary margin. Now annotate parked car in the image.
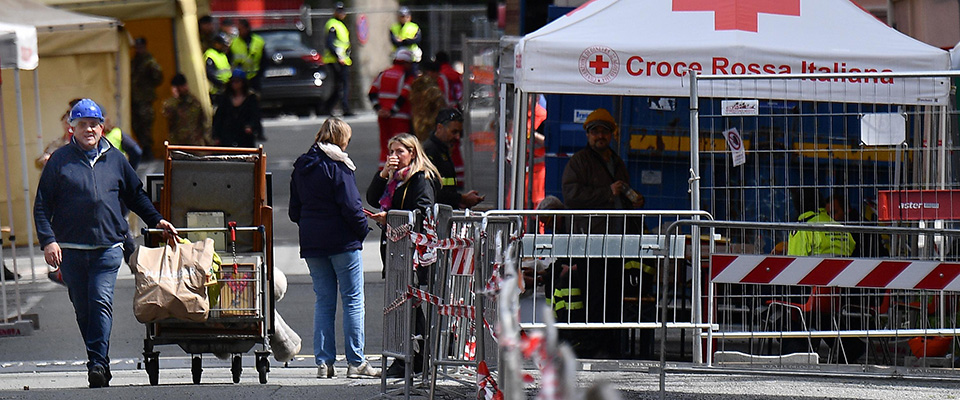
[256,28,333,116]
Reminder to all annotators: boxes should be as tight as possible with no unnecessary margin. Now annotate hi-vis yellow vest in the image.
[390,22,421,62]
[230,34,265,78]
[105,127,127,158]
[323,18,352,66]
[787,209,856,257]
[204,48,231,94]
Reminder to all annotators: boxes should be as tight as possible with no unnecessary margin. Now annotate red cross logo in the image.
[578,46,620,85]
[673,0,800,32]
[589,55,609,75]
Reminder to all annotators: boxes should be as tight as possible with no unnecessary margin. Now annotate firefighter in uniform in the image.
[369,49,415,167]
[390,7,422,64]
[783,192,863,362]
[323,2,354,116]
[130,37,163,161]
[434,51,462,109]
[230,19,265,92]
[204,33,232,105]
[422,108,485,209]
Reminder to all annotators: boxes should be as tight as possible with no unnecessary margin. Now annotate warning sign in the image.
[722,127,746,166]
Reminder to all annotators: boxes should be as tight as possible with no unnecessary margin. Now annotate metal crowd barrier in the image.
[380,209,418,399]
[659,219,960,378]
[426,207,521,398]
[484,210,712,361]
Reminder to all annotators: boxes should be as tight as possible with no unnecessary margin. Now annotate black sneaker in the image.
[104,365,112,387]
[384,360,405,378]
[88,365,107,388]
[2,263,17,280]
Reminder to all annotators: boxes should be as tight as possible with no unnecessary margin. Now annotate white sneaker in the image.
[317,364,335,379]
[347,361,380,378]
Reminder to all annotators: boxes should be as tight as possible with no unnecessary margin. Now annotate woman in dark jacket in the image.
[212,69,262,147]
[289,118,380,380]
[365,133,439,378]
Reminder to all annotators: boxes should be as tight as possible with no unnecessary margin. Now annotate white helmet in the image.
[394,48,414,63]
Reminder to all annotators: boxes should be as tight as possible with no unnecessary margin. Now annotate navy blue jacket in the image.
[34,138,162,248]
[289,144,370,258]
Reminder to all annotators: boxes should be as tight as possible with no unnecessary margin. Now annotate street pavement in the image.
[4,111,960,399]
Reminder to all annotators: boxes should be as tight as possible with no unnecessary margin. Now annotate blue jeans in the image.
[59,246,122,371]
[306,249,366,367]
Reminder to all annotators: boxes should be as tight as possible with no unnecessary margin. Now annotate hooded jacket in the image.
[34,137,162,248]
[289,143,370,258]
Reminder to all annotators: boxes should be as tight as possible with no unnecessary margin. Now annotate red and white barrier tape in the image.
[383,285,476,319]
[477,360,503,400]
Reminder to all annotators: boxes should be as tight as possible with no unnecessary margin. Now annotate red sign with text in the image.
[878,190,960,221]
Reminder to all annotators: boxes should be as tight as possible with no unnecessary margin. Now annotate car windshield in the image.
[260,31,311,53]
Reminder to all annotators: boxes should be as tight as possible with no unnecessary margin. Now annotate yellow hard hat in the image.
[583,108,617,132]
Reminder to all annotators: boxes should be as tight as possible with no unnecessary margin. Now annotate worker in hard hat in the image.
[562,108,644,225]
[34,99,178,389]
[559,108,648,358]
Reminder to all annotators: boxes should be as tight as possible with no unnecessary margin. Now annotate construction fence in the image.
[381,211,960,398]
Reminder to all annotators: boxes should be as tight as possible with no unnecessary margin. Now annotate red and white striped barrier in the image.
[711,254,960,290]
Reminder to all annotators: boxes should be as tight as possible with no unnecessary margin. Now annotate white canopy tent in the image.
[515,0,950,104]
[0,21,36,332]
[506,0,953,210]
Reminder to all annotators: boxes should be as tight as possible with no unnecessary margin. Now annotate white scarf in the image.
[316,141,356,171]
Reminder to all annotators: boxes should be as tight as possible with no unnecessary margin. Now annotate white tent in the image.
[516,0,951,104]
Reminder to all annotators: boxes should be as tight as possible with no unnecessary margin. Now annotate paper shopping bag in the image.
[132,238,213,323]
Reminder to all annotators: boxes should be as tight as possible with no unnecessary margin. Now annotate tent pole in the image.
[13,69,36,283]
[0,86,7,320]
[32,70,41,164]
[1,76,23,321]
[508,88,523,210]
[114,46,122,129]
[513,91,529,210]
[497,83,507,209]
[688,71,703,366]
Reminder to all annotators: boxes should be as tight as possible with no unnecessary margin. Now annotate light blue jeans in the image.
[306,249,366,367]
[59,246,122,371]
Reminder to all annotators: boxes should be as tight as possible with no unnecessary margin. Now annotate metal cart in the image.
[142,145,275,385]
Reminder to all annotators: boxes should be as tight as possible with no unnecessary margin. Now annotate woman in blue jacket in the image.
[289,118,380,379]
